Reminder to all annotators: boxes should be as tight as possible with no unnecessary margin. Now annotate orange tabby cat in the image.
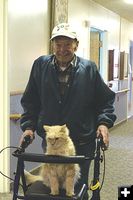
[25,124,80,196]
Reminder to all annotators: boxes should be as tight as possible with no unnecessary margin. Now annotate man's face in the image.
[52,36,78,64]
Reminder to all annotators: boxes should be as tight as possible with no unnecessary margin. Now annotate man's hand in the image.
[19,130,35,147]
[96,125,109,148]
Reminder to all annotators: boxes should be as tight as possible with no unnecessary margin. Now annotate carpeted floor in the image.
[99,117,133,200]
[0,117,133,200]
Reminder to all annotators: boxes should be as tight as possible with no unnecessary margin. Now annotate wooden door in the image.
[90,31,100,68]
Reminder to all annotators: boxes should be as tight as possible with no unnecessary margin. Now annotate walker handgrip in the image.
[100,137,108,151]
[20,135,31,150]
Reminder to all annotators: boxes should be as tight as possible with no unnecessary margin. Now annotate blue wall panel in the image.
[10,94,43,178]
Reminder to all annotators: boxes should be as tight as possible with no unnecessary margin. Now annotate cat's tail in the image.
[24,170,43,185]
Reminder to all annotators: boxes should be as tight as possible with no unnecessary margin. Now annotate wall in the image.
[120,18,133,53]
[68,0,120,54]
[68,0,133,78]
[8,0,51,187]
[8,0,50,92]
[10,94,43,178]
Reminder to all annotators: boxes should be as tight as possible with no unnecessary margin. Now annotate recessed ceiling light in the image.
[124,0,133,4]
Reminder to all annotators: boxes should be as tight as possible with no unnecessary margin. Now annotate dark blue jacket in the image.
[20,55,116,145]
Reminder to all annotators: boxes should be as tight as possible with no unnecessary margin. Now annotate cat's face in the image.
[43,124,69,149]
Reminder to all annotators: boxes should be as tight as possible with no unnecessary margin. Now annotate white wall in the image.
[68,0,120,54]
[68,0,133,80]
[8,0,50,92]
[120,18,133,53]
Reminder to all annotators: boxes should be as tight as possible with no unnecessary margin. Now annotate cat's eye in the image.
[48,137,59,141]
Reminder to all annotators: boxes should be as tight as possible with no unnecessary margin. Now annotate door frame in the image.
[0,0,10,193]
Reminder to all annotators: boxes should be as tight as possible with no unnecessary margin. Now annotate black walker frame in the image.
[12,137,105,200]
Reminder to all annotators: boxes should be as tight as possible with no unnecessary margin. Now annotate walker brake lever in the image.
[99,137,108,151]
[14,135,32,154]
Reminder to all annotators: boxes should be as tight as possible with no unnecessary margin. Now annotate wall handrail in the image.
[10,113,21,120]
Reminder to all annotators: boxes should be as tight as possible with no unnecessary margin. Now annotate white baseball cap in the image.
[50,23,78,40]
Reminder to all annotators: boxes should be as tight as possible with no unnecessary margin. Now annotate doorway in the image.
[90,27,108,80]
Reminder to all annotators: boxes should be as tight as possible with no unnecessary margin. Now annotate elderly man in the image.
[20,23,116,199]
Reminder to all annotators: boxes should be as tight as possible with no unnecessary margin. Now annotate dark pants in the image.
[75,140,96,200]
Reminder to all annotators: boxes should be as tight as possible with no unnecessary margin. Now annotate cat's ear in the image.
[61,124,67,131]
[62,124,67,129]
[43,125,50,133]
[61,124,69,134]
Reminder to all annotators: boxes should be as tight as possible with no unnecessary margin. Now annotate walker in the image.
[12,136,106,200]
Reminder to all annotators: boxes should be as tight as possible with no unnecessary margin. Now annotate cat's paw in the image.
[50,191,59,196]
[66,191,74,197]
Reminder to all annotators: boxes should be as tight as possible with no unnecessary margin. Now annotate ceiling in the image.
[92,0,133,23]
